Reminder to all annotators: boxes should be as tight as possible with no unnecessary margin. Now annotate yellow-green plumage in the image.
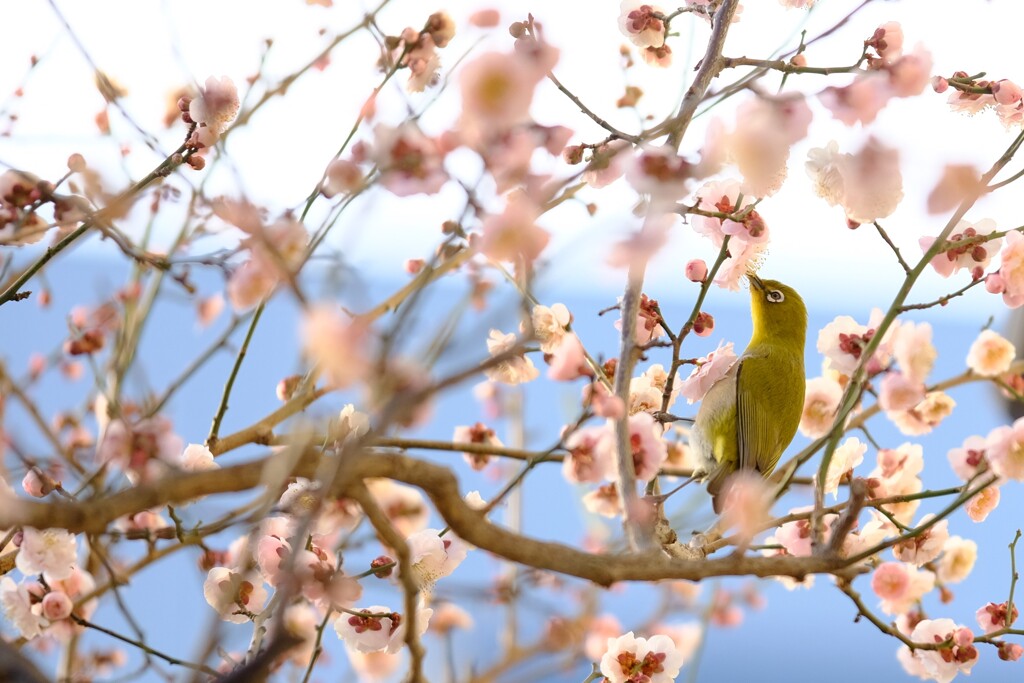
[691,275,807,512]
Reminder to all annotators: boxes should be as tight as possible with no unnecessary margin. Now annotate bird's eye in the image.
[766,289,785,303]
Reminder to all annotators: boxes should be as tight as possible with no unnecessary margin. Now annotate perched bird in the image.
[690,274,807,512]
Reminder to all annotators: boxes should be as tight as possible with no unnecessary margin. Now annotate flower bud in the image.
[685,259,708,283]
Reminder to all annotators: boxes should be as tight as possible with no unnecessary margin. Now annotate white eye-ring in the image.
[767,289,785,303]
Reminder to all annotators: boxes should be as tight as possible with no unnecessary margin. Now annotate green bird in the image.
[691,274,808,512]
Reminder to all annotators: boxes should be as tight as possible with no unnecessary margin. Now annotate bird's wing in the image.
[736,349,804,476]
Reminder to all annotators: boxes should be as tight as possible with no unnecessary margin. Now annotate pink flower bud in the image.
[685,259,708,283]
[986,273,1006,294]
[41,591,73,621]
[468,9,501,28]
[999,642,1024,661]
[404,258,425,275]
[790,54,807,68]
[67,153,86,173]
[22,469,54,498]
[693,311,714,337]
[931,76,949,93]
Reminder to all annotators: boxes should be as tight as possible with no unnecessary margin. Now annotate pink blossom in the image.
[709,588,744,626]
[993,79,1023,106]
[322,158,364,197]
[840,137,904,223]
[920,218,1000,277]
[484,329,539,385]
[691,178,765,246]
[345,646,402,681]
[779,0,816,7]
[717,471,772,542]
[582,140,631,189]
[600,412,668,482]
[976,601,1018,634]
[203,567,267,623]
[805,141,846,206]
[775,507,836,557]
[799,376,843,438]
[967,329,1015,377]
[582,483,623,518]
[725,95,811,197]
[302,305,369,389]
[824,437,866,497]
[839,509,894,559]
[873,562,935,615]
[429,603,474,633]
[453,422,503,471]
[888,46,933,97]
[892,321,936,384]
[866,443,924,524]
[21,469,54,498]
[629,364,677,414]
[909,619,978,683]
[478,194,550,265]
[947,435,989,481]
[936,536,977,584]
[926,164,983,215]
[870,22,904,64]
[366,479,429,537]
[336,601,432,654]
[16,528,77,580]
[599,631,684,683]
[879,372,926,412]
[618,2,666,49]
[96,415,183,485]
[368,123,448,196]
[999,643,1024,661]
[640,44,673,68]
[406,530,468,589]
[188,76,239,147]
[547,333,589,381]
[887,390,955,436]
[679,341,738,404]
[819,75,891,126]
[468,9,501,28]
[999,230,1024,307]
[0,577,46,639]
[986,416,1024,481]
[816,315,878,376]
[459,51,542,144]
[651,622,703,663]
[585,614,623,661]
[893,515,949,566]
[626,148,693,206]
[713,240,765,291]
[563,427,612,484]
[531,303,572,353]
[180,443,217,471]
[965,485,1000,522]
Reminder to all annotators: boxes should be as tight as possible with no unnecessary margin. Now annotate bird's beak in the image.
[747,273,764,291]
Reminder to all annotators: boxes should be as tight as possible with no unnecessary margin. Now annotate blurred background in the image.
[2,0,1024,681]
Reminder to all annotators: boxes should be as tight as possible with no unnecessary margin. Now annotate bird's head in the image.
[747,274,807,351]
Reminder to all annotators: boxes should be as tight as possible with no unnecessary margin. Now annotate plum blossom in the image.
[562,427,611,484]
[478,193,550,265]
[302,305,369,389]
[872,562,935,615]
[976,601,1017,634]
[691,178,767,246]
[824,437,867,497]
[530,303,572,352]
[966,329,1015,377]
[679,341,737,404]
[600,632,684,683]
[0,577,46,639]
[775,507,837,557]
[582,140,631,189]
[16,528,77,580]
[920,219,1000,278]
[599,412,668,482]
[724,95,811,197]
[180,443,217,471]
[484,329,540,385]
[459,50,545,144]
[936,536,977,584]
[322,158,364,197]
[806,138,903,224]
[406,529,468,589]
[453,422,503,471]
[817,315,880,376]
[799,376,843,438]
[547,333,589,381]
[96,414,183,484]
[367,123,448,196]
[965,485,1000,522]
[583,483,623,518]
[187,76,239,147]
[889,390,956,436]
[996,230,1024,307]
[717,471,772,543]
[893,515,949,566]
[839,509,894,559]
[908,619,978,683]
[947,435,988,481]
[618,2,666,49]
[866,443,924,524]
[336,601,433,654]
[626,148,692,206]
[893,321,936,384]
[367,479,430,537]
[985,416,1024,481]
[585,614,624,661]
[203,567,267,623]
[879,372,926,412]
